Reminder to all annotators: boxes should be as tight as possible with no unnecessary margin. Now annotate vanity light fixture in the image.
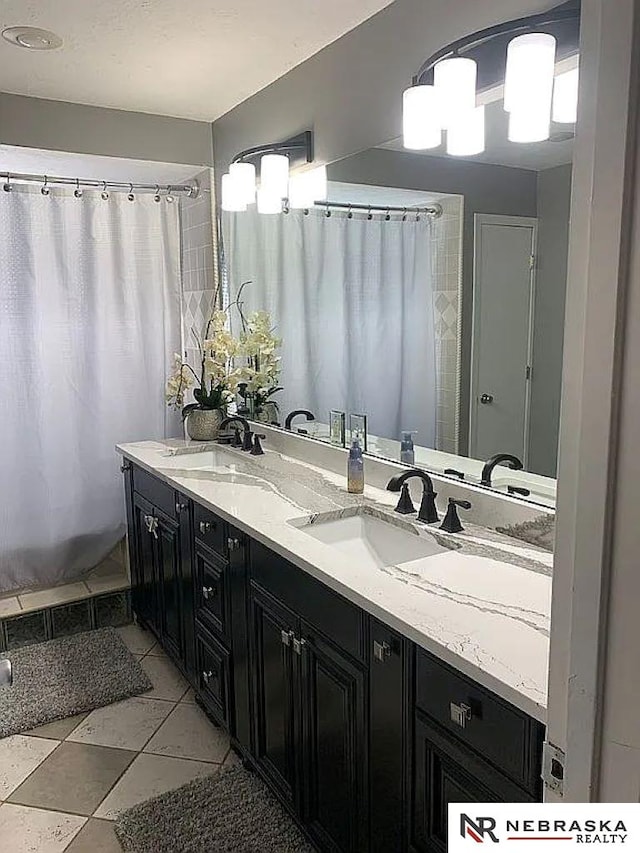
[404,5,580,152]
[222,131,328,215]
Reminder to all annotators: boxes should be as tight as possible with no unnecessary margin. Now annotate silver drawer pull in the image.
[281,630,291,647]
[373,640,391,662]
[227,536,240,551]
[144,515,158,539]
[202,586,216,600]
[450,701,473,729]
[199,521,212,534]
[202,670,214,685]
[175,501,187,514]
[292,636,306,656]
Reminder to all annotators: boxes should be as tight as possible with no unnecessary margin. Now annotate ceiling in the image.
[0,145,202,184]
[0,0,394,121]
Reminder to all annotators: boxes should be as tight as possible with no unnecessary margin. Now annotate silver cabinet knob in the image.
[292,636,306,656]
[202,670,214,685]
[450,701,473,728]
[373,640,391,662]
[175,501,187,514]
[199,521,211,534]
[227,537,240,551]
[202,586,216,601]
[280,629,291,646]
[120,462,131,473]
[480,394,494,405]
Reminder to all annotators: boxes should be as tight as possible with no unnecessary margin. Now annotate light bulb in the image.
[221,173,247,212]
[508,106,551,143]
[260,154,289,199]
[446,105,485,156]
[504,33,556,115]
[434,57,477,128]
[257,187,282,214]
[553,67,579,123]
[229,162,256,204]
[402,85,442,150]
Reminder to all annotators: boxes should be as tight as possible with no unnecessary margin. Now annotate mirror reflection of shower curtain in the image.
[0,189,181,593]
[223,207,437,444]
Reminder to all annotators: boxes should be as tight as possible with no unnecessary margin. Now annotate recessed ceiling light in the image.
[2,26,63,51]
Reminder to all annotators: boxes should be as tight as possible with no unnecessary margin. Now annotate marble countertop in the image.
[117,439,551,722]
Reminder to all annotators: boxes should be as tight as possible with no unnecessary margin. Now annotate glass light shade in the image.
[260,153,289,198]
[221,172,247,212]
[288,173,315,209]
[257,187,282,214]
[504,33,556,114]
[402,85,442,150]
[553,67,579,123]
[229,161,256,204]
[508,106,551,143]
[307,165,327,201]
[446,105,485,156]
[434,57,477,127]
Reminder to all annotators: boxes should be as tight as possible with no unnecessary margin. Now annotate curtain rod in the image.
[291,199,443,218]
[0,171,199,198]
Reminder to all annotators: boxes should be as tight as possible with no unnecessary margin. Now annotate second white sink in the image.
[296,508,451,570]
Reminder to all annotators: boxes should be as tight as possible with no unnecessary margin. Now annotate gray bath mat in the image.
[0,627,151,738]
[115,764,317,853]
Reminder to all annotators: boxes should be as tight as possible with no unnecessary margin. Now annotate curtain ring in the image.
[303,208,309,215]
[402,207,407,222]
[41,176,50,196]
[325,203,331,217]
[74,179,83,199]
[166,185,174,203]
[367,206,373,220]
[127,183,135,202]
[347,205,353,219]
[153,185,161,203]
[415,209,421,222]
[3,173,12,193]
[100,181,109,200]
[385,207,391,221]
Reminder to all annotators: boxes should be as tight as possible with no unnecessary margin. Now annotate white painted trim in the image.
[469,213,538,466]
[546,0,639,802]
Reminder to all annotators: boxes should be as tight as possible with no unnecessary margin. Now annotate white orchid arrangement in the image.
[166,282,282,421]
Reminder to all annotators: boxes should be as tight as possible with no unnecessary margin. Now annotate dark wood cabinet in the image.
[123,460,545,853]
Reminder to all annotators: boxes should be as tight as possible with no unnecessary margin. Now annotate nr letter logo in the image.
[460,813,500,843]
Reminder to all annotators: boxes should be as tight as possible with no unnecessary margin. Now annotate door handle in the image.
[480,393,494,405]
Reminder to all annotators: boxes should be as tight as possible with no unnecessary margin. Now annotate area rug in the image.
[0,627,152,738]
[115,764,317,853]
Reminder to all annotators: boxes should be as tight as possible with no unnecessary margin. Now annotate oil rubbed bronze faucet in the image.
[480,453,523,487]
[386,469,439,524]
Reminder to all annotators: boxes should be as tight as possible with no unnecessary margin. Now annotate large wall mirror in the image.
[220,11,576,510]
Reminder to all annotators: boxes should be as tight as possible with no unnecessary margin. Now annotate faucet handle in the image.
[394,483,416,515]
[417,489,439,524]
[250,433,266,456]
[230,427,243,448]
[242,429,254,451]
[440,498,472,533]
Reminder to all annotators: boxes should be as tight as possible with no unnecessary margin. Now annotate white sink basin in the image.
[296,508,451,570]
[160,450,240,471]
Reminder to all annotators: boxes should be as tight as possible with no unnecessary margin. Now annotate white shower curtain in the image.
[0,189,182,593]
[223,207,437,443]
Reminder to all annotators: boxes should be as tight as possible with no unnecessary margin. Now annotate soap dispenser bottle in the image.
[347,434,365,494]
[400,430,417,465]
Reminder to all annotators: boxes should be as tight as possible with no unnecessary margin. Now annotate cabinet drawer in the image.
[196,626,231,728]
[250,540,365,662]
[132,466,176,519]
[194,504,227,559]
[194,544,228,642]
[415,649,543,794]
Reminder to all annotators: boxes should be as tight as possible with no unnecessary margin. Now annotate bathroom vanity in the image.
[118,439,550,853]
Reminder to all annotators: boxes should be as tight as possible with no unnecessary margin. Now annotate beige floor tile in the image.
[115,624,156,655]
[141,654,189,701]
[65,817,122,853]
[0,735,59,799]
[145,642,164,657]
[94,753,217,820]
[0,596,21,617]
[8,741,135,816]
[180,688,197,704]
[223,747,242,769]
[18,582,89,613]
[0,803,86,852]
[67,697,173,751]
[24,713,88,741]
[144,703,230,762]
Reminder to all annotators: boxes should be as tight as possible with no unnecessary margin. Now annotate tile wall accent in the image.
[432,195,463,454]
[179,168,217,376]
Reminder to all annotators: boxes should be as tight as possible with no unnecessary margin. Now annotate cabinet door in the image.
[411,712,532,853]
[301,622,367,853]
[156,509,183,663]
[131,493,158,633]
[248,582,300,810]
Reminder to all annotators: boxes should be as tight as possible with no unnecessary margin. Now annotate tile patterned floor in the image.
[0,625,235,851]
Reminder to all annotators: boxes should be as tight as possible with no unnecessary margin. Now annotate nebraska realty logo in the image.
[448,804,640,851]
